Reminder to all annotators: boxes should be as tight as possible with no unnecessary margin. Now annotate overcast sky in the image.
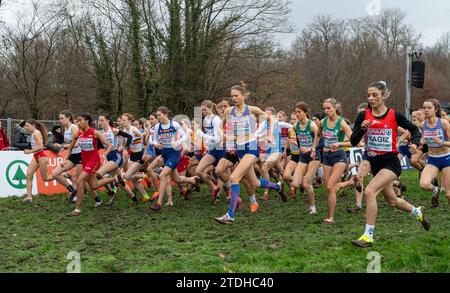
[278,0,450,48]
[1,0,450,48]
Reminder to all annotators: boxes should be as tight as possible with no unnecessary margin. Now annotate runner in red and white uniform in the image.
[66,114,117,217]
[350,81,431,248]
[23,120,52,203]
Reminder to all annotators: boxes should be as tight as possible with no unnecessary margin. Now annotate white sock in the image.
[309,205,316,213]
[364,224,375,240]
[250,195,257,204]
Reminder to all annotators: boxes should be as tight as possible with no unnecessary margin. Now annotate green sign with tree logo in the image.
[6,160,29,189]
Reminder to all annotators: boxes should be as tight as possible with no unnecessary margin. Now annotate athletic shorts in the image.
[207,149,226,162]
[428,153,450,171]
[369,153,402,177]
[224,151,239,165]
[33,151,47,161]
[399,145,412,159]
[130,151,144,164]
[162,149,181,170]
[155,148,162,157]
[147,145,155,157]
[290,153,300,163]
[107,149,123,168]
[299,151,321,165]
[323,150,347,167]
[176,155,190,173]
[68,153,82,165]
[236,141,260,160]
[82,157,101,175]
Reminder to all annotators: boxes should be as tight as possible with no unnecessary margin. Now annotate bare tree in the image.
[0,2,67,119]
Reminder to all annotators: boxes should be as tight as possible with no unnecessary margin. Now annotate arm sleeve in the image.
[173,122,187,147]
[350,112,367,146]
[395,111,421,146]
[152,124,160,146]
[118,130,133,149]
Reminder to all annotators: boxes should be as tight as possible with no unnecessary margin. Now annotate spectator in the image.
[0,120,10,150]
[13,120,31,150]
[46,127,62,154]
[51,125,64,146]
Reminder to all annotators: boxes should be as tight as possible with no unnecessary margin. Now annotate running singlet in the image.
[296,120,314,149]
[157,121,179,149]
[203,115,222,150]
[423,118,447,149]
[78,128,99,161]
[230,105,257,146]
[128,127,142,152]
[322,117,345,149]
[64,124,81,154]
[30,132,47,160]
[102,128,119,148]
[364,108,398,156]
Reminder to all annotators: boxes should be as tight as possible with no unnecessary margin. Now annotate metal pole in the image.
[405,46,412,121]
[7,117,11,143]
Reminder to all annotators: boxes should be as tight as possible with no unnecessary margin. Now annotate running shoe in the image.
[250,202,259,213]
[151,191,160,201]
[215,213,234,225]
[351,235,374,248]
[67,209,81,217]
[347,205,362,214]
[417,206,431,231]
[95,201,103,208]
[150,203,162,211]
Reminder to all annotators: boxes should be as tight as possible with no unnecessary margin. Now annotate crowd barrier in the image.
[0,148,412,198]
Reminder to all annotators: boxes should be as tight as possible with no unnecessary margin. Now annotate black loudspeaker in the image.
[412,60,425,89]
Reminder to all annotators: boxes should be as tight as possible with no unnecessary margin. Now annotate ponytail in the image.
[99,113,114,128]
[78,113,93,128]
[27,119,48,145]
[60,110,74,123]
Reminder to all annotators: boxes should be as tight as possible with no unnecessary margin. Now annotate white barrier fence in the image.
[0,151,38,198]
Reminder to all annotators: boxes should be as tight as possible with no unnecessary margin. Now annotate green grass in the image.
[0,170,449,273]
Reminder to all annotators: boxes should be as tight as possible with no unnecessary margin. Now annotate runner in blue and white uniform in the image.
[419,99,450,207]
[195,100,226,202]
[149,106,200,211]
[215,83,287,225]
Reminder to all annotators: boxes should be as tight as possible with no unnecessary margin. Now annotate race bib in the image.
[367,129,393,152]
